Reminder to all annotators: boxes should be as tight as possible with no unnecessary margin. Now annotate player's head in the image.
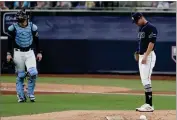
[132,12,146,26]
[16,8,28,23]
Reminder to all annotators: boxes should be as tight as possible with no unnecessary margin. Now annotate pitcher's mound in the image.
[2,110,176,120]
[106,116,125,120]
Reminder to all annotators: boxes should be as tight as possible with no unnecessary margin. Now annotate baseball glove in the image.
[134,51,139,62]
[7,59,16,67]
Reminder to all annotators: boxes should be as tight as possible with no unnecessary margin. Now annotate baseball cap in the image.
[131,12,143,23]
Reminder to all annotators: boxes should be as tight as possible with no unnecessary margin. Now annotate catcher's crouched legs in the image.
[16,71,26,103]
[27,67,38,102]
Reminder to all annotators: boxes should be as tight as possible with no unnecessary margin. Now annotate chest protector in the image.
[13,22,33,48]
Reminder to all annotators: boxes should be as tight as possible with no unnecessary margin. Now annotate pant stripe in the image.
[147,53,153,81]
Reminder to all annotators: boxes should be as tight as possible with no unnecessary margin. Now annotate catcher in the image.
[6,9,42,103]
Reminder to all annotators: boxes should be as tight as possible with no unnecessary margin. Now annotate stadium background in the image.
[0,1,176,75]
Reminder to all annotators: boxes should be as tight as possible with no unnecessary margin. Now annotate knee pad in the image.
[27,67,38,79]
[17,71,26,79]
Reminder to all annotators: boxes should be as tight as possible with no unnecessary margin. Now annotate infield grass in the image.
[0,94,175,117]
[1,76,176,91]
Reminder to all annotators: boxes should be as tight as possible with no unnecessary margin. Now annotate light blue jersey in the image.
[8,22,38,48]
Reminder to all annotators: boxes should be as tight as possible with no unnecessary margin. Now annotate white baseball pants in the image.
[13,49,37,72]
[139,51,156,86]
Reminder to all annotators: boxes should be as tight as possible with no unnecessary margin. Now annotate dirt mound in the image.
[2,110,176,120]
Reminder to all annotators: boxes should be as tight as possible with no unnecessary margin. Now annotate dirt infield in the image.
[0,83,175,95]
[0,83,130,94]
[1,74,176,120]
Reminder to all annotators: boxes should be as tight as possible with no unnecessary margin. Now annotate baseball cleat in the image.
[28,95,36,102]
[30,99,35,102]
[136,104,154,112]
[17,95,27,103]
[18,99,26,103]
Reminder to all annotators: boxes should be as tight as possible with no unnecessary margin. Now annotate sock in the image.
[144,84,152,106]
[145,92,148,104]
[145,92,152,106]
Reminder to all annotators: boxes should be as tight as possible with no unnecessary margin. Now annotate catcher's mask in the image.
[16,8,28,23]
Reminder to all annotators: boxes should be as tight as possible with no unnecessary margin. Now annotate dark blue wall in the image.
[1,40,176,74]
[39,40,176,73]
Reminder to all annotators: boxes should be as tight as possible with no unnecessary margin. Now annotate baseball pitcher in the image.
[6,9,42,103]
[132,12,157,112]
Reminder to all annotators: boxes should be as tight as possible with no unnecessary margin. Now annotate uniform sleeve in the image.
[148,27,157,43]
[7,25,15,54]
[32,24,38,32]
[32,24,41,53]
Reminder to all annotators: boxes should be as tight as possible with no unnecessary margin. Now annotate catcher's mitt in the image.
[7,59,15,66]
[134,51,139,62]
[2,59,15,73]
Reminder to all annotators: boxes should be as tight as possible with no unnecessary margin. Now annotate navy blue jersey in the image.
[137,22,157,55]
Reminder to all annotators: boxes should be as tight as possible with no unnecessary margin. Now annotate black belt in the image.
[15,47,32,52]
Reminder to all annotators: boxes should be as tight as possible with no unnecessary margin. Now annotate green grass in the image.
[1,76,176,91]
[0,94,175,117]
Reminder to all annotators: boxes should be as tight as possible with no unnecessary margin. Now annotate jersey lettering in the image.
[138,32,145,39]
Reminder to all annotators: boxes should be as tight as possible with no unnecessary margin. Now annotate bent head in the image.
[132,12,146,26]
[16,8,28,23]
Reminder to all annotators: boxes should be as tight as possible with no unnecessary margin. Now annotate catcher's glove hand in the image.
[134,51,139,62]
[7,59,16,66]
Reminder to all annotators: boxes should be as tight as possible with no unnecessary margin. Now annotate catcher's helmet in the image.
[16,8,28,23]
